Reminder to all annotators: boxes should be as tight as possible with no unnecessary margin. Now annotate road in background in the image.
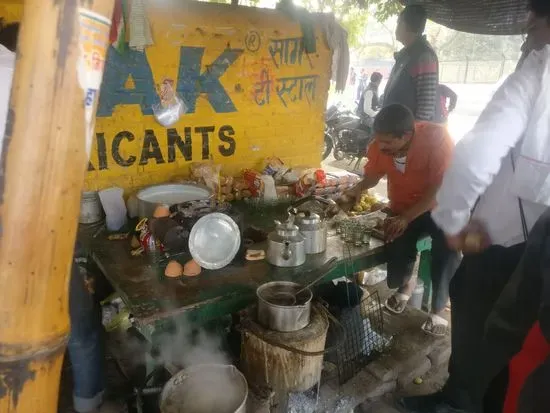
[323,81,501,197]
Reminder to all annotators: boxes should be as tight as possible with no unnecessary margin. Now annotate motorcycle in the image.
[322,102,374,168]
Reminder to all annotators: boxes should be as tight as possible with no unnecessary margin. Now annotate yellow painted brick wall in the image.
[0,1,22,23]
[1,1,332,194]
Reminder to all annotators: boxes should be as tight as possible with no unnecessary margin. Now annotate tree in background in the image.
[205,0,402,49]
[204,0,520,63]
[299,0,401,48]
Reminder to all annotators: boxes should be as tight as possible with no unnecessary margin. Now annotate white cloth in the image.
[128,0,153,52]
[362,89,377,117]
[432,46,550,247]
[0,44,15,161]
[322,15,349,93]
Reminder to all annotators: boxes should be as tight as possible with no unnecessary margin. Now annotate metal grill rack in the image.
[322,244,391,384]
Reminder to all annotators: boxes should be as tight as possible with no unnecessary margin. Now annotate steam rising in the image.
[155,317,246,413]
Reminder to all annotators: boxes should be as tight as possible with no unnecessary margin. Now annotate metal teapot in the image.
[294,212,327,254]
[288,196,337,254]
[267,219,306,267]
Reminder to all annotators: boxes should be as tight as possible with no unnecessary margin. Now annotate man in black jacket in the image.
[383,5,439,122]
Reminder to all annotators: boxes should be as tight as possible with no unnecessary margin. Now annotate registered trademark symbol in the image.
[245,31,261,52]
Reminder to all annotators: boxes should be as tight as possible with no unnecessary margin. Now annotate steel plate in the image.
[188,213,241,270]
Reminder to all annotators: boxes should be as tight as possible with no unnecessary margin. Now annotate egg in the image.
[164,260,184,278]
[153,204,171,218]
[183,259,201,277]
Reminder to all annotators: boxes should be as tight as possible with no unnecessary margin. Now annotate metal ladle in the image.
[263,257,338,306]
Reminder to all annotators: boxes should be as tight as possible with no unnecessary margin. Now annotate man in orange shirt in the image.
[339,104,459,336]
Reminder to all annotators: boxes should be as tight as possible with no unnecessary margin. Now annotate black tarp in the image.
[401,0,529,35]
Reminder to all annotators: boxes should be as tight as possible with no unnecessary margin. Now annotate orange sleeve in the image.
[428,131,454,186]
[363,142,386,179]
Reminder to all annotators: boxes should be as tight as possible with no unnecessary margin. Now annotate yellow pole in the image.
[0,0,114,411]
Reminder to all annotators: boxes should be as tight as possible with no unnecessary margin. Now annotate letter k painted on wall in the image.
[97,46,243,117]
[177,47,243,114]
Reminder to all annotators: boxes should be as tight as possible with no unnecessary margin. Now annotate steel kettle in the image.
[289,196,336,254]
[266,220,306,267]
[294,212,327,254]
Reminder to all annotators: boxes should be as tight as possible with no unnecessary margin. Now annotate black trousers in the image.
[442,243,526,411]
[385,212,460,313]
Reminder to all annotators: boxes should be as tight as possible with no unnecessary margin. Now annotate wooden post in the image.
[0,0,114,412]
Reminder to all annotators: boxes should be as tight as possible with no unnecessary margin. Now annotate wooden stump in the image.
[240,304,329,394]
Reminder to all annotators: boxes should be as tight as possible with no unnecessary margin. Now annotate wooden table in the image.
[78,202,432,337]
[80,228,387,332]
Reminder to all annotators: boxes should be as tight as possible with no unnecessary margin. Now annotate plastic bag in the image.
[152,79,187,127]
[190,162,222,196]
[295,168,326,197]
[98,187,127,231]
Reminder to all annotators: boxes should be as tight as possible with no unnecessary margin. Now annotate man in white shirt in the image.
[399,2,550,412]
[359,72,382,119]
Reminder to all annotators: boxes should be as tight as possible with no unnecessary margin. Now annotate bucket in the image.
[79,191,104,224]
[159,364,247,413]
[409,278,424,310]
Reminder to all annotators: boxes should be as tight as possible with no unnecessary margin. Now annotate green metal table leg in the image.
[418,250,432,311]
[416,237,432,312]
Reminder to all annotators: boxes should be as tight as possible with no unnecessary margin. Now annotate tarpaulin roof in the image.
[401,0,529,35]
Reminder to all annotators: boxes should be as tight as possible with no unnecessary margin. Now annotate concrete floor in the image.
[355,361,449,413]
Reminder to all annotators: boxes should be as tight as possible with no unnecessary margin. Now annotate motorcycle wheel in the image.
[322,133,333,161]
[333,146,345,161]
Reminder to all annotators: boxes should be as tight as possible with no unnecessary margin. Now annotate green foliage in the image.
[369,0,402,22]
[298,0,402,48]
[336,8,370,48]
[201,0,404,50]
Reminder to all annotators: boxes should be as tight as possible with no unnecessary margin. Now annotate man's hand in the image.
[445,220,491,254]
[335,184,362,212]
[384,216,408,242]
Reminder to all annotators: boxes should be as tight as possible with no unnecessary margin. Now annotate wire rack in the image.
[323,244,391,384]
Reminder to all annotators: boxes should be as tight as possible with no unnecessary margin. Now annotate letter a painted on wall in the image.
[177,47,243,113]
[97,47,158,117]
[97,46,243,117]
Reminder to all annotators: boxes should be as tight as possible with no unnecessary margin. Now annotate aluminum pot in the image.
[79,191,104,224]
[257,281,312,332]
[136,183,212,218]
[159,364,247,413]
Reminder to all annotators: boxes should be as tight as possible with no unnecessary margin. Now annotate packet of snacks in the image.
[243,169,265,197]
[295,169,326,197]
[262,157,289,180]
